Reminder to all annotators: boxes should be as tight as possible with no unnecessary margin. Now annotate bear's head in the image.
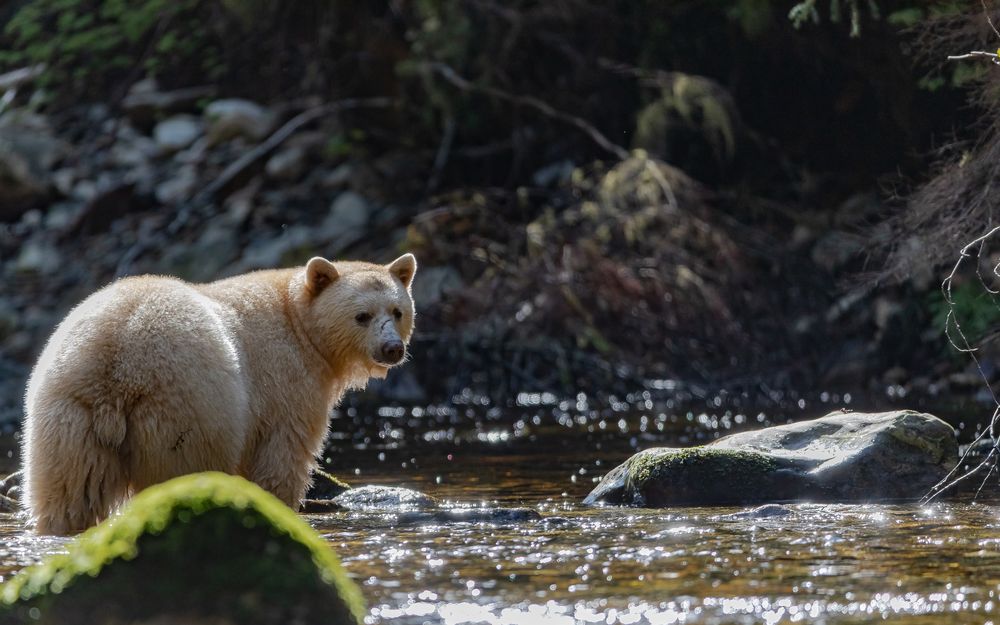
[296,253,417,385]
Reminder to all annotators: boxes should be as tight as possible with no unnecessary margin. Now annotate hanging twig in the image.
[923,225,1000,502]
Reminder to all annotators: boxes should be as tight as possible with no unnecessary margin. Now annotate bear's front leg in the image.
[242,437,317,508]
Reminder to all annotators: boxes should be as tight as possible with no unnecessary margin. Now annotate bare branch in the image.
[923,226,1000,501]
[116,97,393,277]
[423,61,630,161]
[947,50,1000,62]
[203,97,393,201]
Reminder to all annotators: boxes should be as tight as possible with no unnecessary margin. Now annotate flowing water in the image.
[1,390,1000,624]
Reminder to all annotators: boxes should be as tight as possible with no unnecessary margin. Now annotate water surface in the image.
[1,392,999,624]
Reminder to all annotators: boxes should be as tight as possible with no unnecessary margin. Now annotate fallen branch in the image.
[116,96,393,277]
[202,97,393,201]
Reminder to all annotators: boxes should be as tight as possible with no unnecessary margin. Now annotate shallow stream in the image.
[1,390,1000,624]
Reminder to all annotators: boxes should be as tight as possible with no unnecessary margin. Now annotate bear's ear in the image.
[387,253,417,289]
[305,257,339,296]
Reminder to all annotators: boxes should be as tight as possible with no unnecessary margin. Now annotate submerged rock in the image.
[721,504,794,520]
[0,472,365,625]
[0,471,21,509]
[396,507,541,526]
[306,469,351,500]
[584,410,957,507]
[304,482,543,526]
[300,470,351,513]
[331,485,438,511]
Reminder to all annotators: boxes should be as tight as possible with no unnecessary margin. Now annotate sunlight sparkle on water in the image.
[367,591,1000,625]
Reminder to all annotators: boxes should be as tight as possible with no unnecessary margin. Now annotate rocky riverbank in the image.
[0,72,996,426]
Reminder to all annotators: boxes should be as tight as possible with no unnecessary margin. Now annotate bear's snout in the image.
[380,340,405,364]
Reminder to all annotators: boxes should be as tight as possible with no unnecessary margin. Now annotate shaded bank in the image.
[0,2,992,415]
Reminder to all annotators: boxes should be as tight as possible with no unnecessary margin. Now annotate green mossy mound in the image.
[0,472,365,625]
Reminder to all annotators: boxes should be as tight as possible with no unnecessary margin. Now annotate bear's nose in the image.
[381,340,405,364]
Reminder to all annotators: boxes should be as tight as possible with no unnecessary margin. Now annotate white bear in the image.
[22,254,417,534]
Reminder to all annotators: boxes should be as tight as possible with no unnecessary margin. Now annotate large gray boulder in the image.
[584,410,958,507]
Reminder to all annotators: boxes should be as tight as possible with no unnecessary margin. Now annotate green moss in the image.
[631,447,775,483]
[929,281,1000,351]
[789,0,882,37]
[633,77,739,173]
[887,410,956,465]
[307,469,351,499]
[624,446,784,506]
[1,0,221,100]
[0,472,365,625]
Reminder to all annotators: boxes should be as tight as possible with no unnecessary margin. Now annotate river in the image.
[1,389,998,624]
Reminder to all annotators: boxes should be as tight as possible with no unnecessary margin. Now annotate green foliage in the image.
[323,130,366,161]
[789,0,881,37]
[0,0,221,98]
[409,0,473,69]
[886,6,923,27]
[919,59,989,93]
[930,282,1000,348]
[728,0,777,38]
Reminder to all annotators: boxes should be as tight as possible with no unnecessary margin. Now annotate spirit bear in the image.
[22,254,417,534]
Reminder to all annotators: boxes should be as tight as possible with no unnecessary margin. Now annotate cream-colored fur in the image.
[23,254,417,535]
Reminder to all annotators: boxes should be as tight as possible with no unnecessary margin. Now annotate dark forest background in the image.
[0,0,998,420]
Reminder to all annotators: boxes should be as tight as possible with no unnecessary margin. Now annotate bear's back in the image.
[28,276,245,408]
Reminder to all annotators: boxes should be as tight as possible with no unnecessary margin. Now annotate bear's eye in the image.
[393,308,403,321]
[355,312,373,325]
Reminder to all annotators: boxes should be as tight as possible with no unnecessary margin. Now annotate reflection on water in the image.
[0,391,999,624]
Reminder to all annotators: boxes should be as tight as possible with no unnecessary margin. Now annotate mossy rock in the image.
[300,469,352,513]
[585,410,958,507]
[305,469,352,500]
[587,446,806,506]
[0,472,365,625]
